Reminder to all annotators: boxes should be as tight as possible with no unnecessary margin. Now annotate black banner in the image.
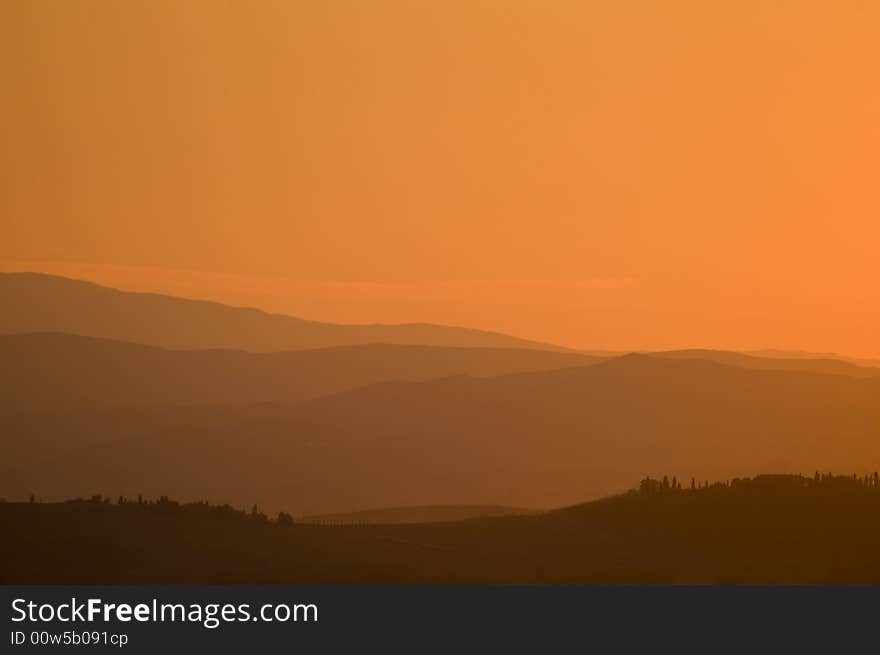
[2,586,877,652]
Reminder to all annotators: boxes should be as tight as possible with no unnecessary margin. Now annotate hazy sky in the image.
[2,1,878,355]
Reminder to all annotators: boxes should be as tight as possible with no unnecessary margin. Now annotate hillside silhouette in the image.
[0,333,600,412]
[6,333,877,415]
[4,473,880,584]
[749,349,880,370]
[0,272,566,351]
[4,355,879,515]
[653,348,878,378]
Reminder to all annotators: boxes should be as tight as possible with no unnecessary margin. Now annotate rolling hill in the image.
[4,474,880,584]
[0,272,565,351]
[748,349,880,370]
[6,334,875,416]
[0,332,601,412]
[3,355,879,515]
[652,348,878,378]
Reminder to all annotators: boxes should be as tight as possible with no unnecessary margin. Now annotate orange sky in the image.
[2,1,878,355]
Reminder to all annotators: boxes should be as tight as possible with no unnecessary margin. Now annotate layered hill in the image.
[0,272,564,351]
[4,356,879,515]
[7,333,875,416]
[652,349,878,378]
[0,332,600,412]
[749,349,880,370]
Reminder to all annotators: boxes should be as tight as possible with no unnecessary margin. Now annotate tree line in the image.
[639,472,880,494]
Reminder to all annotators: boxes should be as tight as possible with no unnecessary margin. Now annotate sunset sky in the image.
[2,1,878,355]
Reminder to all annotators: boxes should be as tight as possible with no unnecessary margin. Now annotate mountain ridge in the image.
[0,332,602,413]
[0,272,569,352]
[4,354,879,515]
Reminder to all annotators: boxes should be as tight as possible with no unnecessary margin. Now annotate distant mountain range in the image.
[746,348,880,370]
[0,272,567,351]
[651,348,878,378]
[7,333,876,415]
[3,271,879,516]
[4,354,879,514]
[0,333,600,412]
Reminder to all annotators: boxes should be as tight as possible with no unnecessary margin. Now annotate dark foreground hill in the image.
[300,504,540,525]
[3,355,880,514]
[3,474,880,584]
[0,272,564,351]
[0,333,600,412]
